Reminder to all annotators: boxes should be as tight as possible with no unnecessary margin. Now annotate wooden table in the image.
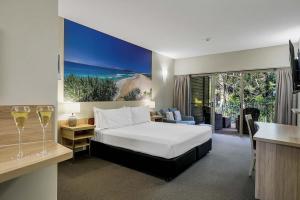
[254,122,300,200]
[61,124,95,158]
[0,141,72,183]
[0,105,72,183]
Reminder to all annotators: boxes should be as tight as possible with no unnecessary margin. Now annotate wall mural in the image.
[64,19,152,102]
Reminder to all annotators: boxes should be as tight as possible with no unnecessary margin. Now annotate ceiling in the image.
[59,0,300,59]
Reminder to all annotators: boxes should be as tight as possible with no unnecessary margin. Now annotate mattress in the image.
[92,122,212,159]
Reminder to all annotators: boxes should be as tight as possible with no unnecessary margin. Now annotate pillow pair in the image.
[94,106,150,130]
[165,110,182,121]
[94,107,132,130]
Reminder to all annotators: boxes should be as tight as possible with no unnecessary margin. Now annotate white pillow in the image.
[165,111,174,120]
[130,106,150,124]
[173,110,182,121]
[94,107,132,129]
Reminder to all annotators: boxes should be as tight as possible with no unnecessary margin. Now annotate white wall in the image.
[0,166,57,200]
[175,44,293,75]
[152,52,174,110]
[0,0,58,199]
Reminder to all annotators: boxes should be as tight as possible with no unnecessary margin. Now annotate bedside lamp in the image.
[63,102,80,127]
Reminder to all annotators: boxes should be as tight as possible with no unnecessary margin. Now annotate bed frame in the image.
[91,138,212,181]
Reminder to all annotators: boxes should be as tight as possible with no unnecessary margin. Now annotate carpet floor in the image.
[58,133,255,200]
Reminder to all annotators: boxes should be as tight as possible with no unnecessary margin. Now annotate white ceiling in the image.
[59,0,300,59]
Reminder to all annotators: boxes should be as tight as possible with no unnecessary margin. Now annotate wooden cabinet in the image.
[254,122,300,200]
[61,124,95,158]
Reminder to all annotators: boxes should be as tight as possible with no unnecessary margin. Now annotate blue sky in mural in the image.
[64,19,152,79]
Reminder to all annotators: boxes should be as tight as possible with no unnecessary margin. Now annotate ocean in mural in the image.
[64,19,152,102]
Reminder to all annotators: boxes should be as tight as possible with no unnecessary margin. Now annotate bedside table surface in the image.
[61,124,96,131]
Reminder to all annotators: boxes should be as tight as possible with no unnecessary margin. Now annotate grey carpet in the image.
[216,128,239,135]
[58,134,255,200]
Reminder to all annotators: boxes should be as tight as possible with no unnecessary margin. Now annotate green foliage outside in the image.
[215,72,241,122]
[64,75,118,102]
[215,71,276,122]
[243,72,276,122]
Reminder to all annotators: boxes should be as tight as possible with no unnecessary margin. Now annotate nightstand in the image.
[151,115,163,122]
[61,124,96,158]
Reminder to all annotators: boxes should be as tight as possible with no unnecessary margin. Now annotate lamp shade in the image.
[63,102,80,114]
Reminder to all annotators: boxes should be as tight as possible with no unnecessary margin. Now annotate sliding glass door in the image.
[190,69,276,134]
[191,75,215,128]
[215,72,242,131]
[243,71,276,123]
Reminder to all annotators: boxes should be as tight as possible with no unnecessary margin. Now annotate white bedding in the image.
[93,122,212,159]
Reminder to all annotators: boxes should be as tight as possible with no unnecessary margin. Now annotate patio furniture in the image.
[203,106,223,130]
[222,117,231,128]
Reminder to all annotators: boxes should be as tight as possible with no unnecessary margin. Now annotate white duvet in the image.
[93,122,212,159]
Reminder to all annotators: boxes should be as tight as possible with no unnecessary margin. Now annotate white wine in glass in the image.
[36,106,54,156]
[11,106,31,160]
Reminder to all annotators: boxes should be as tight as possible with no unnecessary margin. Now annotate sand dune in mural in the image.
[115,74,152,101]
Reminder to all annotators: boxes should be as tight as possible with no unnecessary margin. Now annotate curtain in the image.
[274,68,298,125]
[173,75,191,116]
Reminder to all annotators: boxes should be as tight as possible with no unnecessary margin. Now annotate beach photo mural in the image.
[64,19,152,102]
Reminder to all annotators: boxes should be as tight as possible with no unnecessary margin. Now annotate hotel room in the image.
[0,0,300,200]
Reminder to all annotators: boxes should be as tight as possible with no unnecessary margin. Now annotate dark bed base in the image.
[91,139,212,181]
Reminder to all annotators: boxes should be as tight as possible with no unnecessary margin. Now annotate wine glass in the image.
[36,106,54,156]
[11,106,31,160]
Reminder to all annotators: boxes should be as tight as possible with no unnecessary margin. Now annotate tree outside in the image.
[215,71,276,123]
[243,71,276,122]
[215,72,241,123]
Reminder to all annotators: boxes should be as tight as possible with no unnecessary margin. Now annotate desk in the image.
[254,122,300,200]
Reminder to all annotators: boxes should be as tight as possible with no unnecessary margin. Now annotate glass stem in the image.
[42,126,46,155]
[18,129,22,158]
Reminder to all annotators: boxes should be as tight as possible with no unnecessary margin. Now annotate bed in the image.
[90,106,212,181]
